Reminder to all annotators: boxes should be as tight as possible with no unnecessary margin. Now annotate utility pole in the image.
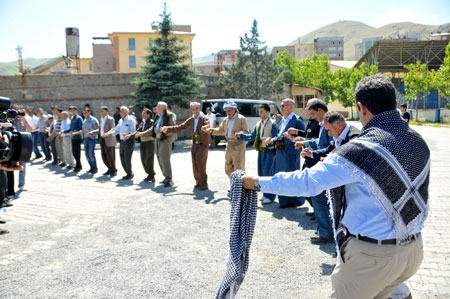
[16,45,24,74]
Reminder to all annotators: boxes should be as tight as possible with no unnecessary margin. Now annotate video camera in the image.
[0,97,32,162]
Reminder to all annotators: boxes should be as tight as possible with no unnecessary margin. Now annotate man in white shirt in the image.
[57,111,75,168]
[27,109,42,159]
[104,106,136,180]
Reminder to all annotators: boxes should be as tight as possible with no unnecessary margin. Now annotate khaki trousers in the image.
[331,235,423,299]
[224,142,246,178]
[141,140,155,177]
[156,138,173,181]
[61,136,75,167]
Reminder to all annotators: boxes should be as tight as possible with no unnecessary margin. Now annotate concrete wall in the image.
[0,72,224,138]
[413,108,450,123]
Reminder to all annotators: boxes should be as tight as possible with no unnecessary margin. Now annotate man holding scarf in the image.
[242,74,429,299]
[162,102,210,190]
[203,100,249,178]
[235,103,278,204]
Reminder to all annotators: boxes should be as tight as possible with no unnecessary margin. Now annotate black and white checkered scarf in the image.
[326,110,430,259]
[215,170,258,299]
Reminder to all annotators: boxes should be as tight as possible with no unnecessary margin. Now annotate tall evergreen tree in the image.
[132,3,204,108]
[220,19,284,99]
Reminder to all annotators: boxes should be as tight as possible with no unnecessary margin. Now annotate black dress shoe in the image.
[310,236,334,244]
[279,203,297,209]
[306,212,315,217]
[74,167,82,172]
[90,169,98,174]
[110,171,117,177]
[103,170,111,175]
[59,163,66,167]
[0,200,13,208]
[66,166,73,170]
[163,180,174,187]
[144,176,155,182]
[0,217,6,224]
[121,174,134,180]
[0,228,9,235]
[51,161,58,165]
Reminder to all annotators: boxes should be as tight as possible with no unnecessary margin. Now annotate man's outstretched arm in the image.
[243,157,358,197]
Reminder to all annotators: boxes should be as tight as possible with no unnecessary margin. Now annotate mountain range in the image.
[288,20,450,60]
[0,57,55,76]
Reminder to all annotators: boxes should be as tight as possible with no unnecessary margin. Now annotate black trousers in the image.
[100,138,116,172]
[1,171,7,202]
[119,139,134,175]
[140,140,155,177]
[71,139,82,169]
[50,138,59,162]
[6,171,14,197]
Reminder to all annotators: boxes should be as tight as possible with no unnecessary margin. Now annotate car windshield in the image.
[202,101,280,117]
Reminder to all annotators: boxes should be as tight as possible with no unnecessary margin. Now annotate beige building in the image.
[272,46,295,58]
[294,43,315,60]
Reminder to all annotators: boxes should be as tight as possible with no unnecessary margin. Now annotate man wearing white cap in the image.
[203,100,249,178]
[162,102,211,190]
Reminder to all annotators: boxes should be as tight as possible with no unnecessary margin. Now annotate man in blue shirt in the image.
[289,99,334,244]
[72,108,99,174]
[67,106,84,172]
[242,74,429,299]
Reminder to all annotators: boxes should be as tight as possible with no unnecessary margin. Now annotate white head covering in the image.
[223,101,237,110]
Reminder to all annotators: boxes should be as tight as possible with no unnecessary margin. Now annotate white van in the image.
[201,99,281,146]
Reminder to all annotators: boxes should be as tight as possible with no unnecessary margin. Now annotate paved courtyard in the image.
[0,124,449,298]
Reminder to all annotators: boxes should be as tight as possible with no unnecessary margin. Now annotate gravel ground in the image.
[0,123,448,298]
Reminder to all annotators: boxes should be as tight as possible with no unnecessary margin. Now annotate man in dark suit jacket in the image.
[92,106,117,176]
[264,98,305,208]
[300,111,360,245]
[125,109,156,182]
[163,102,211,190]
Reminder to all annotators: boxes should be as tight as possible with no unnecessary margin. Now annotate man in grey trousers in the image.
[104,106,136,180]
[154,102,176,187]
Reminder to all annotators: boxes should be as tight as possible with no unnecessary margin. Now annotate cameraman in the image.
[0,130,24,235]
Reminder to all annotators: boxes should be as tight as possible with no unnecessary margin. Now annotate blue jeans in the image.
[39,132,51,159]
[311,191,334,240]
[84,139,97,171]
[19,162,26,188]
[31,131,42,158]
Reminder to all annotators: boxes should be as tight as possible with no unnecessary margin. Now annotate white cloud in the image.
[374,8,426,27]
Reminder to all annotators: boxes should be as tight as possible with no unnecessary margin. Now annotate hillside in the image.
[0,57,55,75]
[289,21,450,60]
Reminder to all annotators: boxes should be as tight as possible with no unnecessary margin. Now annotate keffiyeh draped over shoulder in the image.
[327,110,430,259]
[215,170,258,299]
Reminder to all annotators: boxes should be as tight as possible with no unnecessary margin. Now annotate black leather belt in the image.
[348,232,421,245]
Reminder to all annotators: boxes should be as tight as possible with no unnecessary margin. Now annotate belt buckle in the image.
[398,235,414,246]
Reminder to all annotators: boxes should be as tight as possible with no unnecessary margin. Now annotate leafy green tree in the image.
[431,42,450,111]
[132,3,204,109]
[403,61,433,121]
[276,52,334,102]
[220,19,284,99]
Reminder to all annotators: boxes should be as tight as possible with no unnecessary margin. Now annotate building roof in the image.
[355,39,449,72]
[329,60,358,69]
[30,56,67,74]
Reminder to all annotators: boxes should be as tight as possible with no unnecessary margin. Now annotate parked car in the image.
[201,99,281,147]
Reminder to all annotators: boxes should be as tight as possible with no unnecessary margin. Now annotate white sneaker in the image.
[19,187,26,191]
[259,196,265,201]
[262,197,273,204]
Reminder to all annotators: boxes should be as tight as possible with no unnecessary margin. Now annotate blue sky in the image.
[0,0,449,62]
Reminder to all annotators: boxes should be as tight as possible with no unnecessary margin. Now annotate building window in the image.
[89,62,92,71]
[129,56,136,68]
[149,38,153,48]
[128,38,135,50]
